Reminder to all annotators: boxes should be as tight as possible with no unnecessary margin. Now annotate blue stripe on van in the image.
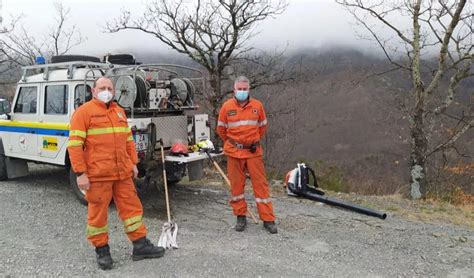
[0,126,69,137]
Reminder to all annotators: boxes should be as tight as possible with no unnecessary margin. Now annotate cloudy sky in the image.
[1,0,390,57]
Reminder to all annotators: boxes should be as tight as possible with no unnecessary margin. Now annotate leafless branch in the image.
[106,0,292,137]
[427,118,473,157]
[0,1,85,73]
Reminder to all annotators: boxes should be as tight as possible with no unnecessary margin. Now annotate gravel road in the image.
[0,164,473,277]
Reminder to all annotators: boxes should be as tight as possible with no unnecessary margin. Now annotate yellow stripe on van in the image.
[37,122,69,130]
[0,120,38,128]
[0,120,69,130]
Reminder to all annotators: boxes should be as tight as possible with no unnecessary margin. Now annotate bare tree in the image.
[0,2,84,68]
[336,0,473,199]
[0,15,21,75]
[106,0,292,130]
[48,2,84,57]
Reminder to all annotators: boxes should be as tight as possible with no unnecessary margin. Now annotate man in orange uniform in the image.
[217,76,277,234]
[68,77,164,270]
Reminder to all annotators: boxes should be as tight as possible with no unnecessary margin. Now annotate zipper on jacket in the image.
[106,109,120,178]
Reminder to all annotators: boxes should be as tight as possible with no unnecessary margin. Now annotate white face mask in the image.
[97,90,113,103]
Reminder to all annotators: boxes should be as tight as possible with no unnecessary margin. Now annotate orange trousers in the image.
[227,156,275,222]
[85,177,147,247]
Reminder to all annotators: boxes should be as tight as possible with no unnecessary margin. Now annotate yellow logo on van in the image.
[42,137,58,151]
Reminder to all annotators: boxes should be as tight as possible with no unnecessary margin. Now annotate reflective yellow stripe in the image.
[255,197,271,204]
[87,127,130,136]
[123,215,142,226]
[70,130,87,138]
[230,194,245,201]
[123,215,143,233]
[227,120,259,128]
[124,221,143,233]
[67,140,84,147]
[127,135,134,141]
[87,225,108,236]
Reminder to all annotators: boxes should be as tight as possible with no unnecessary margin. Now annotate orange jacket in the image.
[67,99,138,182]
[217,98,268,158]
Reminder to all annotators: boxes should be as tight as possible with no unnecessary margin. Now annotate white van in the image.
[0,55,218,204]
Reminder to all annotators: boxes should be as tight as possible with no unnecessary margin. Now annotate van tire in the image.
[104,54,136,65]
[134,76,147,108]
[166,178,180,186]
[0,154,8,180]
[51,55,101,64]
[69,168,87,205]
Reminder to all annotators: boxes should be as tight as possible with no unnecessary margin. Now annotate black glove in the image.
[250,144,257,153]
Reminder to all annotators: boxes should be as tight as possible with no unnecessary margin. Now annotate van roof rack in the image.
[21,61,111,82]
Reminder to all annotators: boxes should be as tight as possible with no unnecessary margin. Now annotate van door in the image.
[38,83,70,159]
[9,85,39,157]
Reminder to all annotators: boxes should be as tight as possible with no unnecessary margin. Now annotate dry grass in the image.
[332,192,474,230]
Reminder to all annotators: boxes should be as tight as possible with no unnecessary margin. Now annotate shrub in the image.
[311,160,346,192]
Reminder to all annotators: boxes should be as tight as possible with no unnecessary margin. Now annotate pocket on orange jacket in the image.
[87,153,115,178]
[90,115,109,127]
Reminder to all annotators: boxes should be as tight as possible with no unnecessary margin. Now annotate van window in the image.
[74,84,92,108]
[13,86,37,113]
[45,85,68,114]
[0,101,9,114]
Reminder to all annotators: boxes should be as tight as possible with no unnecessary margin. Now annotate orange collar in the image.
[91,98,117,110]
[233,97,252,108]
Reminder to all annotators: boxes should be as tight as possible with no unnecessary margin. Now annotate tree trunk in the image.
[409,1,427,200]
[209,73,223,144]
[409,108,428,199]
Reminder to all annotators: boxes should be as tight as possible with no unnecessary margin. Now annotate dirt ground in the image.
[0,164,473,277]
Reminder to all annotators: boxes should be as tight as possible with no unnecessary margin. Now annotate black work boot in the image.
[235,215,247,232]
[132,237,165,261]
[95,244,113,270]
[263,221,278,234]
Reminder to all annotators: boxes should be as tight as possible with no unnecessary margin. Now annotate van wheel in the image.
[166,178,181,186]
[69,168,87,205]
[0,154,8,180]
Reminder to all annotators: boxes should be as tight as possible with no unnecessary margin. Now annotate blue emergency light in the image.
[35,56,46,65]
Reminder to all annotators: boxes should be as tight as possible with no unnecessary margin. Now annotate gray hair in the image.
[234,75,250,85]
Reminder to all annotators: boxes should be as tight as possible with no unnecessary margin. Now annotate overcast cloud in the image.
[1,0,398,57]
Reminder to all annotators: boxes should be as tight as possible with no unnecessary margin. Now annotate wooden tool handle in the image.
[214,161,232,187]
[160,143,171,222]
[213,161,259,224]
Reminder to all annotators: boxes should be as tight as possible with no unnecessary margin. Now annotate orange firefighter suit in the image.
[68,99,146,247]
[217,98,275,222]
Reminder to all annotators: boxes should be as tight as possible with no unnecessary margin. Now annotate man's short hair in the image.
[234,75,250,85]
[93,76,112,88]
